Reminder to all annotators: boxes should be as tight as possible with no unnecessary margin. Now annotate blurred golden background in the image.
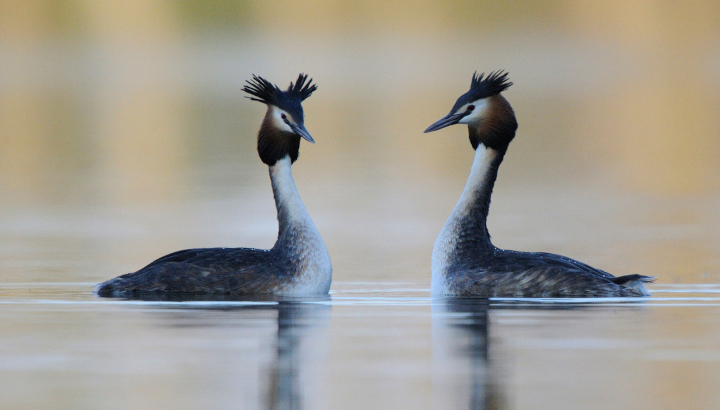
[0,0,719,284]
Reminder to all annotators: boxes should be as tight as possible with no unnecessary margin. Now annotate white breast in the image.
[431,144,496,296]
[270,157,332,295]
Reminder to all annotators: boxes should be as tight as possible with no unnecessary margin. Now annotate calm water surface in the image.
[0,282,719,409]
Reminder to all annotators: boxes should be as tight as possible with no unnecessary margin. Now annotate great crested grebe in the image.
[424,71,652,298]
[96,73,332,297]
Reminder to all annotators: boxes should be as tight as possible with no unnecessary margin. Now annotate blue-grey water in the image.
[1,283,720,409]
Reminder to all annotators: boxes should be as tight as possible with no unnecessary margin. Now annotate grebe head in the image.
[243,73,318,165]
[424,71,517,151]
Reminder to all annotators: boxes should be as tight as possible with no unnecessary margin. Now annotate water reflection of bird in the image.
[96,74,332,298]
[141,295,330,410]
[425,71,652,298]
[266,301,329,410]
[432,299,507,410]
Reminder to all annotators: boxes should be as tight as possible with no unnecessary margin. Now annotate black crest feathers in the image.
[449,70,513,115]
[242,73,317,107]
[468,70,513,101]
[289,73,317,101]
[243,75,279,105]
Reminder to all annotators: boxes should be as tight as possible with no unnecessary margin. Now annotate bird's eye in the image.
[281,113,287,120]
[467,105,475,112]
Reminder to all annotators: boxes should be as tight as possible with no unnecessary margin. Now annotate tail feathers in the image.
[612,274,654,296]
[612,274,654,285]
[94,281,112,297]
[95,278,123,297]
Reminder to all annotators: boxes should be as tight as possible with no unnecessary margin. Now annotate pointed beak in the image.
[289,123,315,143]
[424,112,466,133]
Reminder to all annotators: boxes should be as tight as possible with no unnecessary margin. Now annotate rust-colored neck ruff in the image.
[257,109,301,166]
[468,94,518,151]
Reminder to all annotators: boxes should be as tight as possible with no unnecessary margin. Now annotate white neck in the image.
[431,144,498,295]
[451,144,496,220]
[269,156,318,237]
[268,156,332,294]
